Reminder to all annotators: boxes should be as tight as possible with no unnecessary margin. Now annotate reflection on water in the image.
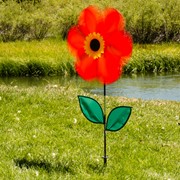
[0,76,76,87]
[0,74,180,101]
[90,74,180,101]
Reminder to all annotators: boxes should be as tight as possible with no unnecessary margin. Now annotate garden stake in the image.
[103,84,107,165]
[67,5,133,165]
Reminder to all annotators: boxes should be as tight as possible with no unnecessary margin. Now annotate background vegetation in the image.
[0,40,179,77]
[1,0,180,43]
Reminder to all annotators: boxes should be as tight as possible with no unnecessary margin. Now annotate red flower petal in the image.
[67,26,85,58]
[78,6,102,36]
[67,6,133,84]
[75,55,98,81]
[104,31,133,60]
[98,50,122,84]
[100,8,125,35]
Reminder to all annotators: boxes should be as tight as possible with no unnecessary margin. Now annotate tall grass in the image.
[0,40,179,77]
[0,39,75,76]
[0,0,180,43]
[124,43,180,74]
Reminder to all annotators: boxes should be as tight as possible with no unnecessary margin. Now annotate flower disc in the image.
[84,32,105,59]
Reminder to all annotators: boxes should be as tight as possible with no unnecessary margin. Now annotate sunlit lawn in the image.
[0,79,179,179]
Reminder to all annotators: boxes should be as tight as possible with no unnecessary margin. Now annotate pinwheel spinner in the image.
[67,5,133,165]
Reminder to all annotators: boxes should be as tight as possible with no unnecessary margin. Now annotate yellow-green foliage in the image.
[0,0,180,43]
[0,40,179,76]
[0,39,75,76]
[124,43,180,74]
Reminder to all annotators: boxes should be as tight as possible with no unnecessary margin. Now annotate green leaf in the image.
[78,96,104,124]
[106,106,132,131]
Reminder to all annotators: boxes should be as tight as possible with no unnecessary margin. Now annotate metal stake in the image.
[103,84,107,165]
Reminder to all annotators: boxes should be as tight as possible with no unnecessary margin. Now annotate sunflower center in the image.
[84,32,104,59]
[90,39,100,52]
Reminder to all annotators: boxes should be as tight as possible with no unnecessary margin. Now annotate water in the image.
[0,74,180,101]
[89,74,180,101]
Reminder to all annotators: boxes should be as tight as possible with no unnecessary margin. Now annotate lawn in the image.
[0,80,179,179]
[0,1,179,179]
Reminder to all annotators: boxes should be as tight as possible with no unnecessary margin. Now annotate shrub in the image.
[120,0,180,43]
[0,0,51,41]
[28,11,52,40]
[0,0,180,43]
[0,1,31,42]
[51,1,83,39]
[0,20,31,42]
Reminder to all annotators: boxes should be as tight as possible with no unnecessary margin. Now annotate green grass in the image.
[0,40,180,77]
[125,43,180,74]
[0,39,75,76]
[0,81,179,179]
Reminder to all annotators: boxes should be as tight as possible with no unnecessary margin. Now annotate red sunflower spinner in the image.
[67,6,133,84]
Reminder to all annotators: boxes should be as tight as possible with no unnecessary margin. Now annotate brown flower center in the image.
[84,32,104,59]
[90,39,100,52]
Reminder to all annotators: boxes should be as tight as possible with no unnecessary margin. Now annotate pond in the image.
[89,74,180,101]
[0,73,180,101]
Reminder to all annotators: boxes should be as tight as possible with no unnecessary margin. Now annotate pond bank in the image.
[0,40,180,77]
